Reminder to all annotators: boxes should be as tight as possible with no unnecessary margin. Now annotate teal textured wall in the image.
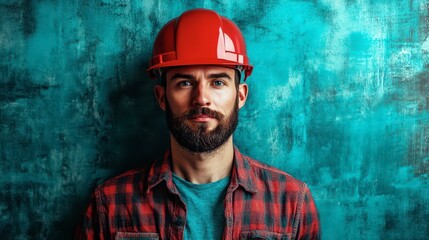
[1,0,428,239]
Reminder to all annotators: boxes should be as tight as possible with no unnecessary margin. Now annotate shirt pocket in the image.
[240,230,291,240]
[115,232,159,240]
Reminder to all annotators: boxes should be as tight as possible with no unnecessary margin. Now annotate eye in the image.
[212,80,226,87]
[177,81,192,87]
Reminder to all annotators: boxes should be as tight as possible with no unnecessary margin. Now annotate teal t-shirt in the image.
[172,173,230,240]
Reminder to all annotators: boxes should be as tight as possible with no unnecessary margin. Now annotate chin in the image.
[190,122,217,130]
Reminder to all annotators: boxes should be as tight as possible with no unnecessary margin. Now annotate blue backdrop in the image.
[1,0,428,239]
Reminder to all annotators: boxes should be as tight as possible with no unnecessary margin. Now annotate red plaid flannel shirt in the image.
[78,147,320,240]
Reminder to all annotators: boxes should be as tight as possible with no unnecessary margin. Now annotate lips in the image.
[189,114,214,122]
[189,114,213,119]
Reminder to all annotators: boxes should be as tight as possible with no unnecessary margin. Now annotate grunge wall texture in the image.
[1,0,428,239]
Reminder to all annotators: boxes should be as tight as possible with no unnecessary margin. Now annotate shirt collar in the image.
[146,147,258,194]
[229,146,258,194]
[146,150,177,194]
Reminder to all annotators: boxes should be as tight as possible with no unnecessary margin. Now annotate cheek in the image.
[212,89,237,110]
[166,90,190,108]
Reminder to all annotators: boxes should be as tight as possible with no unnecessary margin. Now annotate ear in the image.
[238,83,248,109]
[154,85,166,111]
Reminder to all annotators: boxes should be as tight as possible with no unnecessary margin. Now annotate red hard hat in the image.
[148,9,253,80]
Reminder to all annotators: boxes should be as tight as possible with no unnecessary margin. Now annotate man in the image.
[79,9,320,240]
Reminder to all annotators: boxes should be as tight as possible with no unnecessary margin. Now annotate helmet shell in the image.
[148,9,253,79]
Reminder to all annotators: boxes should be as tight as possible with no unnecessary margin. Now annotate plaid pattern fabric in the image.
[77,147,320,240]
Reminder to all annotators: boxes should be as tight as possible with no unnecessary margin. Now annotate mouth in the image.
[188,114,214,122]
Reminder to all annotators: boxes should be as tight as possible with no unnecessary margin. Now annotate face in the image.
[155,66,248,153]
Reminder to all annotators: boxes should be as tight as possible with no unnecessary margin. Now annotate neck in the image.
[170,135,235,184]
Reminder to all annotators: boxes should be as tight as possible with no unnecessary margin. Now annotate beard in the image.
[165,98,239,153]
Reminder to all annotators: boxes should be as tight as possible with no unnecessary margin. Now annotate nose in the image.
[192,82,211,107]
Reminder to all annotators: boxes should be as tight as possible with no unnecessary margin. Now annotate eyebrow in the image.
[170,72,232,81]
[170,73,195,81]
[207,72,232,80]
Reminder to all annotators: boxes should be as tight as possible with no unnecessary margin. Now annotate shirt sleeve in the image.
[75,188,108,240]
[295,185,321,240]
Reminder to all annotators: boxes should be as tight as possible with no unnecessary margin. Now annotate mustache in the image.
[183,107,224,120]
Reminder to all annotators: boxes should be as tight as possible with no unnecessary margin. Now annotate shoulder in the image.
[94,168,148,196]
[244,155,310,192]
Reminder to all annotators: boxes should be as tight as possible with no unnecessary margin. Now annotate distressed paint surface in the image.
[0,0,428,239]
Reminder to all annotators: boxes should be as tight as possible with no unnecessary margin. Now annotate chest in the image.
[106,189,297,240]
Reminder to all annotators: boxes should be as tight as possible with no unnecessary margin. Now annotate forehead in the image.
[165,65,236,79]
